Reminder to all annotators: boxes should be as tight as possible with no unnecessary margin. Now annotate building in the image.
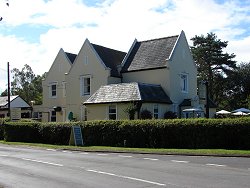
[42,31,215,122]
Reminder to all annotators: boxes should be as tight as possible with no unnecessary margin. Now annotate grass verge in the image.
[1,141,250,157]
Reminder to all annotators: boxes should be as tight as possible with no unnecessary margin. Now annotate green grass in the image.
[1,141,250,157]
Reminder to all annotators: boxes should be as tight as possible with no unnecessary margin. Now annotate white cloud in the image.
[0,0,250,92]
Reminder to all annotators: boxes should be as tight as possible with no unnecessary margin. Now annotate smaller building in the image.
[0,95,31,119]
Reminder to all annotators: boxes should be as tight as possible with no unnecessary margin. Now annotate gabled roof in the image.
[65,52,77,64]
[0,95,18,107]
[91,43,126,77]
[121,35,178,72]
[84,82,172,104]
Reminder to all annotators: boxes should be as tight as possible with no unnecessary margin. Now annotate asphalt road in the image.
[0,144,249,188]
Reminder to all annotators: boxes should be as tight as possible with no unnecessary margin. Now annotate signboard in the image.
[69,126,84,146]
[11,108,21,121]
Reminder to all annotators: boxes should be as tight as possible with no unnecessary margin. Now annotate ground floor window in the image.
[108,105,117,120]
[153,104,159,119]
[50,110,56,122]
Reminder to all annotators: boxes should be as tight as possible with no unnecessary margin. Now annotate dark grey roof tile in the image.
[122,35,178,72]
[91,44,126,77]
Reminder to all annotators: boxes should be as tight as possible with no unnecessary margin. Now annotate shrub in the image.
[164,111,177,119]
[140,109,152,119]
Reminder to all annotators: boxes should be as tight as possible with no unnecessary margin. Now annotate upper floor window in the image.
[108,105,117,120]
[49,82,57,98]
[180,74,188,93]
[153,104,159,119]
[80,76,91,96]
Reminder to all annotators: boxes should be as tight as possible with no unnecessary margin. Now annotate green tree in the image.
[224,62,250,110]
[11,64,45,105]
[191,33,236,103]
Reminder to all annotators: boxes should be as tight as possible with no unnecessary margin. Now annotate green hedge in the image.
[2,118,250,149]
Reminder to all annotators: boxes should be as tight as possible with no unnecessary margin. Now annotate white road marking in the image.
[143,157,159,161]
[21,158,63,167]
[206,163,226,167]
[0,154,8,157]
[118,155,132,158]
[62,151,72,153]
[46,149,57,152]
[86,169,166,187]
[171,160,189,163]
[97,154,109,156]
[80,152,89,155]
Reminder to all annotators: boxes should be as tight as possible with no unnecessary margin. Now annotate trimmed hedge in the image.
[1,118,250,149]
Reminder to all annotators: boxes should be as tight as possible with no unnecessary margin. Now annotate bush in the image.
[140,109,152,119]
[164,111,177,119]
[2,118,250,149]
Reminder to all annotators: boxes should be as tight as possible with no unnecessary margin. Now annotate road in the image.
[0,144,249,188]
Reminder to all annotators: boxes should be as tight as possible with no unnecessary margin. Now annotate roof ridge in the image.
[139,35,179,43]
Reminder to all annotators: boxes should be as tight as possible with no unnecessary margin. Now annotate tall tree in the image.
[191,33,236,102]
[224,62,250,110]
[11,64,45,105]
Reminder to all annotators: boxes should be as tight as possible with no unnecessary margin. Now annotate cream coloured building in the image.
[42,31,216,122]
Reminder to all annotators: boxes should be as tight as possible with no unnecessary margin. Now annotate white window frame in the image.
[80,76,91,96]
[108,105,117,120]
[180,73,188,93]
[49,82,58,98]
[153,104,159,119]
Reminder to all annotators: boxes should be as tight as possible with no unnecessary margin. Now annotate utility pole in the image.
[205,81,209,118]
[7,62,10,118]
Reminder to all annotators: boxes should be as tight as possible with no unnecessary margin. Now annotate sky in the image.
[0,0,250,93]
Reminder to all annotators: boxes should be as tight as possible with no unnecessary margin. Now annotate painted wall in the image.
[65,40,110,121]
[42,48,72,122]
[168,31,197,107]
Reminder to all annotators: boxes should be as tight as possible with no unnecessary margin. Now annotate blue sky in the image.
[0,0,250,93]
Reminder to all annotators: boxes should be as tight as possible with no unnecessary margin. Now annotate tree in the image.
[191,33,236,103]
[224,62,250,110]
[11,64,45,105]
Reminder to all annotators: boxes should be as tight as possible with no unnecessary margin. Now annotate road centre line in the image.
[0,154,8,157]
[171,160,189,163]
[143,157,159,161]
[46,149,57,152]
[21,158,64,167]
[97,154,109,156]
[206,163,226,167]
[86,169,167,187]
[118,155,133,158]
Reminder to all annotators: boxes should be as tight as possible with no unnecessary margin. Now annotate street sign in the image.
[69,126,84,146]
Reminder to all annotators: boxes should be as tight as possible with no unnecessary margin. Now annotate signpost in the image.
[69,126,84,146]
